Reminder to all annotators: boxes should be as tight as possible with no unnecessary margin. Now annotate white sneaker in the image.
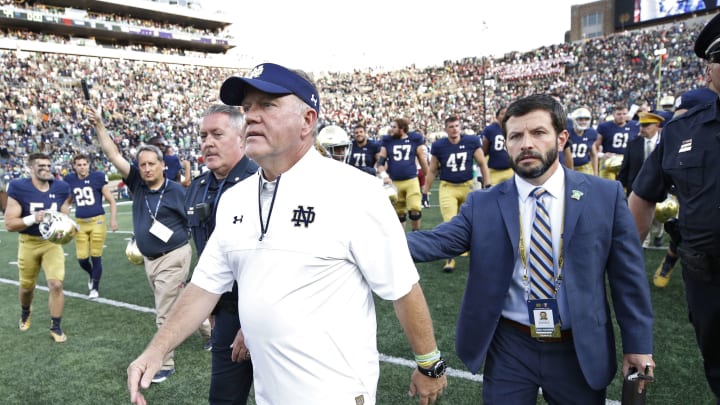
[88,277,93,291]
[89,289,99,300]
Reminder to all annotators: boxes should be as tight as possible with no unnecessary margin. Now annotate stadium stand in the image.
[0,0,712,186]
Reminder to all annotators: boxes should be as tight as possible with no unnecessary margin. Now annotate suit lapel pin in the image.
[571,190,584,200]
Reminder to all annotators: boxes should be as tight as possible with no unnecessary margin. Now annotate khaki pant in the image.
[489,167,514,185]
[144,243,191,370]
[439,180,474,222]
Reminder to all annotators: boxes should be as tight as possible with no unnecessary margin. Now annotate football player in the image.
[481,106,513,185]
[423,116,490,272]
[5,153,72,343]
[347,125,382,176]
[317,125,351,162]
[377,117,429,231]
[64,153,118,300]
[595,102,640,180]
[567,107,599,175]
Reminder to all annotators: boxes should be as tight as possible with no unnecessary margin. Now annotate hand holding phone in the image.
[621,366,654,405]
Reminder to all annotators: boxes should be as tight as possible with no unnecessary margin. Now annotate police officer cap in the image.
[637,112,664,125]
[694,13,720,59]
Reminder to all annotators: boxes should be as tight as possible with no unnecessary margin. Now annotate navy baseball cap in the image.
[220,63,320,113]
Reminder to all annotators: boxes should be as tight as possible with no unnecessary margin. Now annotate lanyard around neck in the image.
[258,175,281,241]
[144,179,168,220]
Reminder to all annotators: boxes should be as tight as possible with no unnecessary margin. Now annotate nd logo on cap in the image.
[220,63,320,113]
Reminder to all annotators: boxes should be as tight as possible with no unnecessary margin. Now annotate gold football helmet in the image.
[39,211,78,245]
[571,107,592,131]
[602,154,623,174]
[655,195,679,223]
[125,236,144,265]
[318,125,351,162]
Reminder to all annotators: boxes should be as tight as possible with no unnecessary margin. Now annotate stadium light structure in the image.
[653,48,668,108]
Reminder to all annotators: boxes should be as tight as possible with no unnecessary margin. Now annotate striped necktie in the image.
[528,187,555,300]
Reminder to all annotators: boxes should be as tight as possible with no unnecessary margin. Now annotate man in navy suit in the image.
[407,94,655,404]
[618,112,665,248]
[618,112,664,195]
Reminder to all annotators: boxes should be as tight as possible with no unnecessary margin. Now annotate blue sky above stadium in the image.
[202,0,596,73]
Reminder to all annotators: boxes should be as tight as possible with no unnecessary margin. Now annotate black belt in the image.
[146,243,188,261]
[500,317,573,343]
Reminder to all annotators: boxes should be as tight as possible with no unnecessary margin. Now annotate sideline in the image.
[0,277,621,404]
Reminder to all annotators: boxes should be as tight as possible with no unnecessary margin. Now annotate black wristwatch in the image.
[417,357,447,378]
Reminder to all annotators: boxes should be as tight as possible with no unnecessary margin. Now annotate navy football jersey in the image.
[381,132,425,180]
[480,122,511,170]
[596,120,639,154]
[348,140,382,175]
[7,178,71,236]
[431,135,481,183]
[567,126,598,167]
[64,171,108,218]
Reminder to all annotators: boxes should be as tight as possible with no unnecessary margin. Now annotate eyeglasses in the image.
[639,123,656,127]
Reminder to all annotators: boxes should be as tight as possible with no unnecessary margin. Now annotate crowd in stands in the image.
[318,20,705,138]
[2,2,232,38]
[0,16,711,185]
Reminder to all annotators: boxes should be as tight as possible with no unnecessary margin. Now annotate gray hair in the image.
[136,144,164,161]
[290,70,319,138]
[201,104,244,130]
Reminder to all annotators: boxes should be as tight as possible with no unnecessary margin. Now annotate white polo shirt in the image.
[192,147,420,405]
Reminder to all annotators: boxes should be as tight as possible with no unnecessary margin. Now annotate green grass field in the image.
[0,188,715,404]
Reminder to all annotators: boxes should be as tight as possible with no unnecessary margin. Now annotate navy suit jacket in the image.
[407,168,653,390]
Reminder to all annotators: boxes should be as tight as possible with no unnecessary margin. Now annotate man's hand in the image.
[408,369,447,405]
[230,329,251,363]
[422,193,430,208]
[127,349,164,405]
[86,105,103,128]
[623,353,655,394]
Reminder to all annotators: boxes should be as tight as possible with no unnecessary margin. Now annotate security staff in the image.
[629,13,720,402]
[185,104,257,404]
